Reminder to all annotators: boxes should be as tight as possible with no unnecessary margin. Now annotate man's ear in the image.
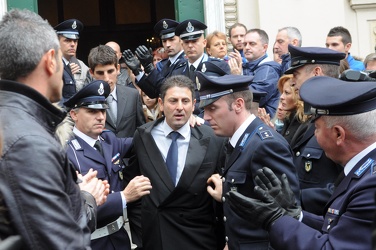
[158,97,164,112]
[70,109,78,122]
[45,49,57,76]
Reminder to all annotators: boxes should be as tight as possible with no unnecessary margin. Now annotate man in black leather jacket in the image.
[0,9,92,249]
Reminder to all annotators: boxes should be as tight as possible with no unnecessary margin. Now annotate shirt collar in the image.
[110,86,117,101]
[344,141,376,175]
[169,50,184,64]
[229,114,256,147]
[73,126,100,147]
[189,54,206,69]
[161,118,190,139]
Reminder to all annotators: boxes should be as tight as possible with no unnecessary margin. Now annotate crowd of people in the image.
[1,7,376,250]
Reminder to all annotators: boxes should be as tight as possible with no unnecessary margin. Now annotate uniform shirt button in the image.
[222,177,226,183]
[223,216,227,222]
[296,151,301,157]
[222,196,226,203]
[225,236,229,242]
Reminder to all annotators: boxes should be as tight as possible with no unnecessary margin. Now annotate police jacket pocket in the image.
[301,147,323,160]
[226,171,247,185]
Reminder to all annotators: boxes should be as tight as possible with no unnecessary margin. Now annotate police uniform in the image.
[286,45,346,215]
[269,76,376,250]
[136,19,186,98]
[54,19,84,101]
[197,72,300,250]
[64,81,133,250]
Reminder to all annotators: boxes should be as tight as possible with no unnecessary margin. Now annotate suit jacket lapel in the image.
[139,119,176,192]
[75,136,106,165]
[116,86,128,127]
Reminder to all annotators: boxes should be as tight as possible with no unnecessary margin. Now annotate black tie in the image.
[225,141,234,165]
[166,131,180,185]
[188,65,196,80]
[94,140,104,157]
[334,171,345,188]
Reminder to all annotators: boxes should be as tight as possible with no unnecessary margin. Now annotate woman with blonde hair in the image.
[258,74,309,144]
[278,74,309,144]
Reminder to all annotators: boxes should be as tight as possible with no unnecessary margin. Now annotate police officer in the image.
[125,19,186,98]
[64,80,152,250]
[286,45,346,215]
[228,76,376,250]
[199,72,300,250]
[55,19,88,101]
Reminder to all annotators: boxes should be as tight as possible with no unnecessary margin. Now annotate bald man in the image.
[106,41,133,87]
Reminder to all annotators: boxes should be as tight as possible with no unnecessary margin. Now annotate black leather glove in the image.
[122,49,142,75]
[255,167,298,212]
[135,45,154,74]
[227,186,301,231]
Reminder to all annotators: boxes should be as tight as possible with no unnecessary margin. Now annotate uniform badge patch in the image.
[72,21,77,29]
[259,130,273,140]
[305,161,312,172]
[186,22,194,33]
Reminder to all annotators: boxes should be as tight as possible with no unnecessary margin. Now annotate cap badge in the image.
[201,63,207,73]
[196,77,201,91]
[163,21,168,30]
[98,83,104,95]
[186,22,194,33]
[72,21,77,29]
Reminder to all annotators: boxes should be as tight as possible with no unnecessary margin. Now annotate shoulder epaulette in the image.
[256,126,274,140]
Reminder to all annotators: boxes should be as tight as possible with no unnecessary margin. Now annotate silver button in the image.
[307,153,311,157]
[225,236,228,242]
[231,179,235,183]
[296,151,301,157]
[222,177,226,183]
[222,196,226,202]
[223,216,227,222]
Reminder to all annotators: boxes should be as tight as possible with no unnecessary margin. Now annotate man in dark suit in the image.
[286,45,346,215]
[88,45,145,138]
[64,80,152,250]
[128,75,225,250]
[197,72,300,250]
[228,76,376,249]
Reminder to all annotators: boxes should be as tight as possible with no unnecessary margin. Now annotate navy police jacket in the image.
[67,130,133,250]
[269,148,376,250]
[222,117,300,250]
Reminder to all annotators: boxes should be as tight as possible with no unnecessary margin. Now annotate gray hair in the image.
[322,109,376,141]
[279,27,302,47]
[0,9,60,80]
